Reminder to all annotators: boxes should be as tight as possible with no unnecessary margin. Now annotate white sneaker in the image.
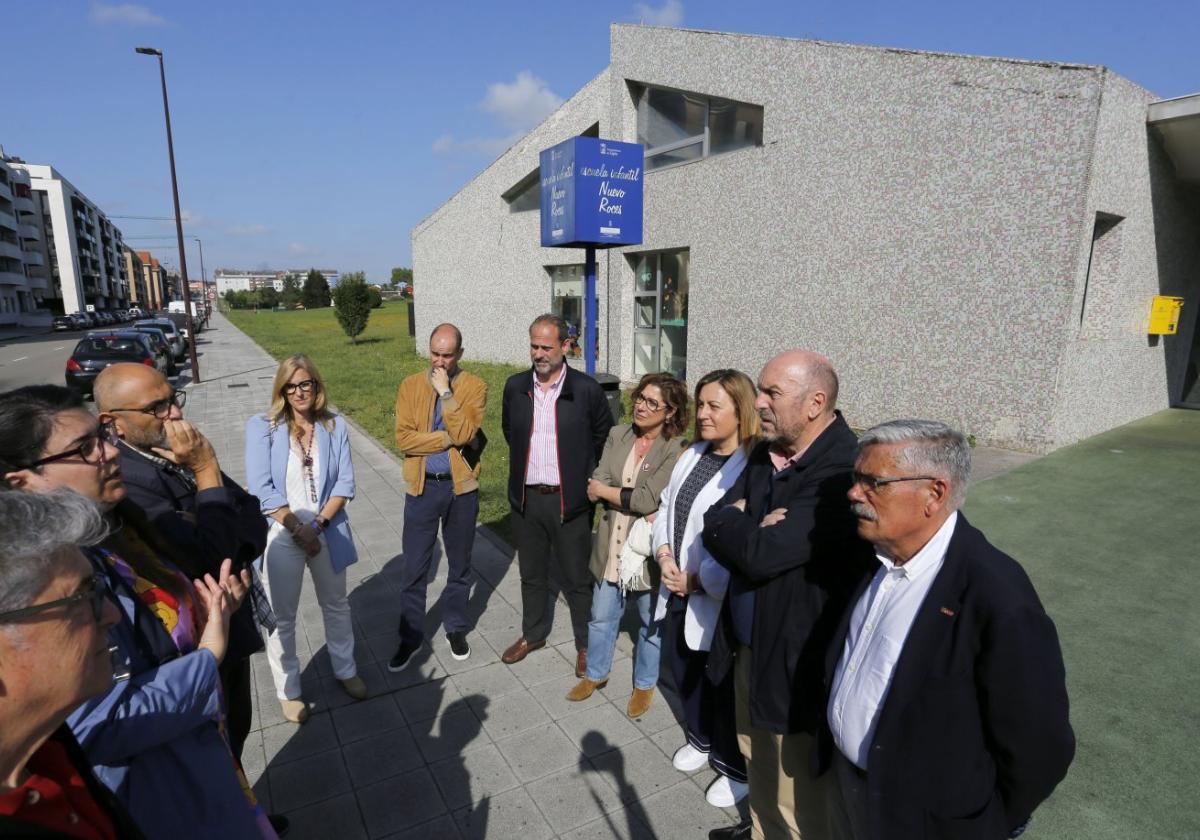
[672,742,709,772]
[705,774,749,808]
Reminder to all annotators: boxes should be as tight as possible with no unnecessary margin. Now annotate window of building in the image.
[631,249,689,379]
[633,84,763,172]
[503,123,602,213]
[548,264,593,362]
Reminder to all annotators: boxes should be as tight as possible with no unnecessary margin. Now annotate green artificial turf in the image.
[226,302,526,543]
[963,408,1200,839]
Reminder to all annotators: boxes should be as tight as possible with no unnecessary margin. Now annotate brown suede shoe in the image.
[627,687,655,718]
[501,636,546,664]
[575,648,588,678]
[566,677,608,701]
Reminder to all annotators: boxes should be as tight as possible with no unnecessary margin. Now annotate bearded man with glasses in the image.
[92,366,273,781]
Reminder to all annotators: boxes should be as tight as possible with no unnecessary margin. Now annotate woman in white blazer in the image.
[652,369,761,809]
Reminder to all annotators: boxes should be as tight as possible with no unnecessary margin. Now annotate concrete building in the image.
[135,251,167,311]
[214,268,340,296]
[122,247,148,308]
[0,151,54,325]
[413,25,1200,452]
[3,157,130,316]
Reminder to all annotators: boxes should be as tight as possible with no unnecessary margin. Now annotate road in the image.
[0,330,78,393]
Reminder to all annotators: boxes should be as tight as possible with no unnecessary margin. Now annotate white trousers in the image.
[261,525,357,700]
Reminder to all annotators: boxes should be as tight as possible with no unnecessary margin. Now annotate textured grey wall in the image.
[413,25,1199,452]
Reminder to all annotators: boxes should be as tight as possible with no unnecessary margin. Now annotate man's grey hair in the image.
[0,490,109,616]
[859,420,972,508]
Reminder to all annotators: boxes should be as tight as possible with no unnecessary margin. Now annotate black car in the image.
[127,326,179,376]
[52,314,79,331]
[66,332,163,396]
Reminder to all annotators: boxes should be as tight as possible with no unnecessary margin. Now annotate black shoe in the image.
[268,814,290,837]
[709,820,751,840]
[387,640,419,672]
[447,631,471,661]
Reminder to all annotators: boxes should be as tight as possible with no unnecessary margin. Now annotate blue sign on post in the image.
[540,137,644,248]
[539,137,644,376]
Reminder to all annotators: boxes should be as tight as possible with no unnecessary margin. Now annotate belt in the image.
[526,484,560,494]
[425,472,453,481]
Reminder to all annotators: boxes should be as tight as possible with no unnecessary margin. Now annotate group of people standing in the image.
[0,310,1076,840]
[385,313,1076,840]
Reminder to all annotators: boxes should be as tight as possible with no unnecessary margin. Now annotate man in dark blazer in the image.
[824,419,1074,840]
[94,364,268,760]
[703,351,872,839]
[500,314,614,678]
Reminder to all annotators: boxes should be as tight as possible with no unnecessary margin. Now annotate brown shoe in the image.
[566,677,608,701]
[627,686,655,718]
[501,637,546,664]
[575,648,588,678]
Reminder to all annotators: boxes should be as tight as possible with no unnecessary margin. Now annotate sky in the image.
[3,0,1196,284]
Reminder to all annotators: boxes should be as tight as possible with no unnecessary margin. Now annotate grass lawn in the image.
[226,302,525,542]
[962,408,1200,839]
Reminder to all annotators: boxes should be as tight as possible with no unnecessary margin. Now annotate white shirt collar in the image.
[876,511,958,580]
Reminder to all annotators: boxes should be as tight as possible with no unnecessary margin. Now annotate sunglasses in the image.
[28,421,119,468]
[0,575,107,624]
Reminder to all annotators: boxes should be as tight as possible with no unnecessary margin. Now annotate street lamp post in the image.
[136,46,200,383]
[193,237,209,326]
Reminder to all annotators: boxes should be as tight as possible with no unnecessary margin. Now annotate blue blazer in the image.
[244,412,359,573]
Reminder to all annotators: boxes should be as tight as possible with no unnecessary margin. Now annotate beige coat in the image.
[588,424,688,583]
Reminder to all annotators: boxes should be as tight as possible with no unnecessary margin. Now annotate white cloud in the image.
[89,2,168,26]
[633,0,684,27]
[480,71,563,132]
[227,223,270,236]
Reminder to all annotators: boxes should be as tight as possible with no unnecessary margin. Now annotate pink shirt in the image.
[768,444,802,473]
[525,365,567,485]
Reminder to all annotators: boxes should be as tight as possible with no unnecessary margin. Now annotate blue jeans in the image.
[397,482,478,646]
[585,580,661,690]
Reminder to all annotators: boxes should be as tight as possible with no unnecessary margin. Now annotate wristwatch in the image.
[314,515,330,532]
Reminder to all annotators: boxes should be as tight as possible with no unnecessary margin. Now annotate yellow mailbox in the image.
[1148,296,1184,335]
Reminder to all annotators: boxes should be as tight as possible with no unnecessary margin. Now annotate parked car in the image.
[66,332,163,395]
[52,314,79,331]
[126,326,179,376]
[134,318,185,360]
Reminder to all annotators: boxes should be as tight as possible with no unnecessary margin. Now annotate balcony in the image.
[18,223,40,241]
[0,270,26,287]
[13,194,34,214]
[0,241,22,261]
[0,210,16,232]
[0,179,11,201]
[22,249,44,266]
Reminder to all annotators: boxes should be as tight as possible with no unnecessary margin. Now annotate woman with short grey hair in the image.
[0,489,150,838]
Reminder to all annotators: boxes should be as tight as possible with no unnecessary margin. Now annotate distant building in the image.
[4,153,129,316]
[214,268,339,296]
[413,24,1200,452]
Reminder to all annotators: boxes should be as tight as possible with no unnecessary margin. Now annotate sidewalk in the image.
[186,312,745,839]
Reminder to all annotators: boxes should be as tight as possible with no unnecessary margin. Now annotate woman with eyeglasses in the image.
[245,354,364,724]
[566,373,689,717]
[0,385,278,839]
[652,369,760,809]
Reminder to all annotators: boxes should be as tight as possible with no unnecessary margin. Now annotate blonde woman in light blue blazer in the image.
[245,354,364,723]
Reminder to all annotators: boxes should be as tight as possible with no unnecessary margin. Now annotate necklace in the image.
[634,435,655,459]
[298,425,318,503]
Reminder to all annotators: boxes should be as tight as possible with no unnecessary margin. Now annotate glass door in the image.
[631,250,689,380]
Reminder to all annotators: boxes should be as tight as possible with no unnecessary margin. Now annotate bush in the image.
[303,269,331,309]
[332,272,370,343]
[367,286,383,309]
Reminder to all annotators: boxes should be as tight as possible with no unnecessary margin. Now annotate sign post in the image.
[540,137,644,376]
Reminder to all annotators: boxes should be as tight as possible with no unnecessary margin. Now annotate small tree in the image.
[302,269,331,309]
[390,267,413,288]
[280,273,302,308]
[333,272,370,344]
[258,287,280,309]
[367,286,383,309]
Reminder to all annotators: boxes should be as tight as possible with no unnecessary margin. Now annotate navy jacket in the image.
[820,514,1075,839]
[501,365,614,520]
[115,441,267,661]
[702,413,873,734]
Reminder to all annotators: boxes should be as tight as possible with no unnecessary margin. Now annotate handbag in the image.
[616,515,654,594]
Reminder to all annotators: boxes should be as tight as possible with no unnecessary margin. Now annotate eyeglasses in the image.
[282,379,318,396]
[108,389,186,419]
[633,394,663,412]
[28,421,119,468]
[851,472,938,493]
[0,575,107,624]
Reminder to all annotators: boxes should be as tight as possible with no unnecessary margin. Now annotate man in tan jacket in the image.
[388,323,487,670]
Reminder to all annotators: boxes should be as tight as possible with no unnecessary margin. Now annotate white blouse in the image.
[284,432,321,520]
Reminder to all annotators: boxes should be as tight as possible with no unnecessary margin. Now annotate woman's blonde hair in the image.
[693,369,761,450]
[267,354,335,434]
